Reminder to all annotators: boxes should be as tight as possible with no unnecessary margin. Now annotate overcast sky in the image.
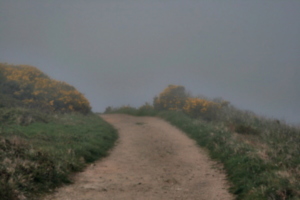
[0,1,299,124]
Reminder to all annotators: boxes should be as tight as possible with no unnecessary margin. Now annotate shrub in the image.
[153,85,188,111]
[137,103,157,116]
[183,97,221,120]
[0,63,91,114]
[153,85,222,121]
[104,106,112,113]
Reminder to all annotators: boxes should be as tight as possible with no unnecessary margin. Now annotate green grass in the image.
[105,105,158,116]
[108,105,300,200]
[0,108,118,200]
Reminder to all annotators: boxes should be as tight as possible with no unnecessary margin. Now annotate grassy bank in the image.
[0,108,117,200]
[107,106,300,200]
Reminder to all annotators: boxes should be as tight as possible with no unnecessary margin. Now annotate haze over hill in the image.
[0,1,299,124]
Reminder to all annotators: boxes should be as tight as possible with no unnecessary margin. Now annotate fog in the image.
[0,1,299,124]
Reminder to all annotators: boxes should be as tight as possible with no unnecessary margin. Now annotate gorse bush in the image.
[183,97,221,121]
[153,85,223,121]
[0,63,91,114]
[153,85,187,111]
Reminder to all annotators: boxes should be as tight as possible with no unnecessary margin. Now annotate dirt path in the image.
[43,114,234,200]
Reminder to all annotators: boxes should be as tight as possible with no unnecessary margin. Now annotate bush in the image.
[153,85,188,111]
[137,103,157,116]
[153,85,222,121]
[183,97,221,121]
[0,63,91,114]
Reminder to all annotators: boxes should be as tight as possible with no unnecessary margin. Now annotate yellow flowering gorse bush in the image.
[0,63,91,113]
[183,97,221,120]
[153,85,187,111]
[154,85,223,120]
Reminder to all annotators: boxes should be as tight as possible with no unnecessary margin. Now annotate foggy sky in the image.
[0,1,299,124]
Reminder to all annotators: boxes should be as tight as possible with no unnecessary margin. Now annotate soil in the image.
[42,114,234,200]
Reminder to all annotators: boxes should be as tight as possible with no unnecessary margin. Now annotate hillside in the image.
[0,63,91,114]
[0,63,117,200]
[107,85,300,200]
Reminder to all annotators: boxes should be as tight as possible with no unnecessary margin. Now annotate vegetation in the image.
[107,85,300,200]
[153,85,227,121]
[0,110,117,200]
[153,85,187,111]
[2,61,299,200]
[105,103,157,117]
[0,63,91,114]
[0,63,118,200]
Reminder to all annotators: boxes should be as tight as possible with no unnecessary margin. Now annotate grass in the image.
[105,105,157,116]
[0,108,118,200]
[108,105,300,200]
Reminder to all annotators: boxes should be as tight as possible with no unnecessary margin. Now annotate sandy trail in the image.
[43,114,234,200]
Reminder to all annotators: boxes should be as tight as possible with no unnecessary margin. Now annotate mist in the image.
[0,1,299,124]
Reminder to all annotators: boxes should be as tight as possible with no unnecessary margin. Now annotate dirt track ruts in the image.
[42,114,234,200]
